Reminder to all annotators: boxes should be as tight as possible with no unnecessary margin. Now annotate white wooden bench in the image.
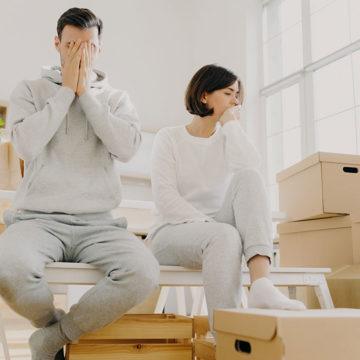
[0,193,334,360]
[0,263,334,360]
[44,262,334,312]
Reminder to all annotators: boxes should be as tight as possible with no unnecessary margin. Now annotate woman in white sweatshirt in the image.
[148,64,305,334]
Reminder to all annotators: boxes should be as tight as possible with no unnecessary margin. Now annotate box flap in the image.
[276,153,320,183]
[213,309,277,340]
[214,309,360,341]
[277,215,351,234]
[318,152,360,165]
[276,152,360,183]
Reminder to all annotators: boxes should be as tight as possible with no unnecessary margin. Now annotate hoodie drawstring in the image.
[85,120,88,140]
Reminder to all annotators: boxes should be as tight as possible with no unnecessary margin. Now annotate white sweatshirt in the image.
[149,120,261,237]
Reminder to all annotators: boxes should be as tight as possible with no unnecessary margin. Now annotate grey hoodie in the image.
[8,66,141,214]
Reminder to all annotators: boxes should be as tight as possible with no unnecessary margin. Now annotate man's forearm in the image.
[9,83,75,161]
[78,91,141,162]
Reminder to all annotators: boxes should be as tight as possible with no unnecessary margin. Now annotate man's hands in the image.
[62,40,96,97]
[77,41,96,97]
[62,40,82,93]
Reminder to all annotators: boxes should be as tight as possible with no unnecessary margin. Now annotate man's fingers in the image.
[86,41,91,68]
[90,42,96,68]
[71,43,83,67]
[68,40,82,59]
[80,46,86,70]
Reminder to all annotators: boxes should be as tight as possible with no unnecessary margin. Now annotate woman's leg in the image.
[215,167,305,310]
[150,221,243,334]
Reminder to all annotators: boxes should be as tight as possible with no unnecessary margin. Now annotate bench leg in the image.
[314,276,335,309]
[154,287,170,314]
[175,287,187,316]
[0,311,10,360]
[191,287,205,316]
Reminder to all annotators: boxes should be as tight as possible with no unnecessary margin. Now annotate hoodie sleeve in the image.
[8,81,75,161]
[78,90,141,162]
[151,129,214,224]
[221,120,261,170]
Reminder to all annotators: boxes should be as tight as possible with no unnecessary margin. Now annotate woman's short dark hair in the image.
[185,64,244,117]
[57,8,103,40]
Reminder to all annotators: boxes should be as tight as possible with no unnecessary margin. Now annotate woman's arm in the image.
[221,120,261,170]
[151,129,213,224]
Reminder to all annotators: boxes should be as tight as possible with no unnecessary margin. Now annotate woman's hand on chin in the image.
[219,106,241,126]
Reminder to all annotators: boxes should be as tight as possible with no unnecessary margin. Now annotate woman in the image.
[148,64,305,334]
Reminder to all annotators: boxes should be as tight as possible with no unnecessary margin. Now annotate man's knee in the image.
[109,252,160,298]
[0,247,43,298]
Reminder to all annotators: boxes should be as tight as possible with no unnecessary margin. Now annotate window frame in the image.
[261,0,360,192]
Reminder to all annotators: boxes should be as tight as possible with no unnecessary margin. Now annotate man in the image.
[0,8,159,360]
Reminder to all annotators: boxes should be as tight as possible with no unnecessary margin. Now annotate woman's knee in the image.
[206,223,242,251]
[233,167,264,186]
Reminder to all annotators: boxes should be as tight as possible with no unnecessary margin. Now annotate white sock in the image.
[247,277,306,310]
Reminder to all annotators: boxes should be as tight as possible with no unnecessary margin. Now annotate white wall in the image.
[0,0,262,132]
[0,0,264,198]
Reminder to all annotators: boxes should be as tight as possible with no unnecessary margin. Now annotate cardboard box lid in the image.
[276,152,360,183]
[214,308,360,341]
[277,215,351,234]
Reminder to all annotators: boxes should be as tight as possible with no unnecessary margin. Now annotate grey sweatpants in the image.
[0,210,159,341]
[149,167,273,332]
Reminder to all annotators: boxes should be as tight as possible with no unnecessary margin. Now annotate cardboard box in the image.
[277,152,360,221]
[214,308,360,360]
[351,213,360,263]
[326,264,360,308]
[66,314,193,360]
[278,215,354,267]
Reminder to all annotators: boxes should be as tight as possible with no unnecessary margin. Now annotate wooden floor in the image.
[0,295,67,360]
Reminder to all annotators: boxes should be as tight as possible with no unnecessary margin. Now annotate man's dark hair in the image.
[185,64,244,117]
[57,7,103,40]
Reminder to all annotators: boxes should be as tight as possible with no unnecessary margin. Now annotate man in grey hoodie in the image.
[0,7,159,360]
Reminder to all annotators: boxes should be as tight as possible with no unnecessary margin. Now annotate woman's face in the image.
[202,81,240,118]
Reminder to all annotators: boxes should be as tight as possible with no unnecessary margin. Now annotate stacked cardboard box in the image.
[214,308,360,360]
[277,152,360,307]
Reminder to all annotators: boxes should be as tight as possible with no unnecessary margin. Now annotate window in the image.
[263,0,303,85]
[262,0,360,211]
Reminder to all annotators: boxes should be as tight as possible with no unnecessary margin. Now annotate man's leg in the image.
[149,221,243,335]
[0,216,66,328]
[29,216,160,359]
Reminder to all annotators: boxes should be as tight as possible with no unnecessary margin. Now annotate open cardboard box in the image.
[277,152,360,221]
[214,308,360,360]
